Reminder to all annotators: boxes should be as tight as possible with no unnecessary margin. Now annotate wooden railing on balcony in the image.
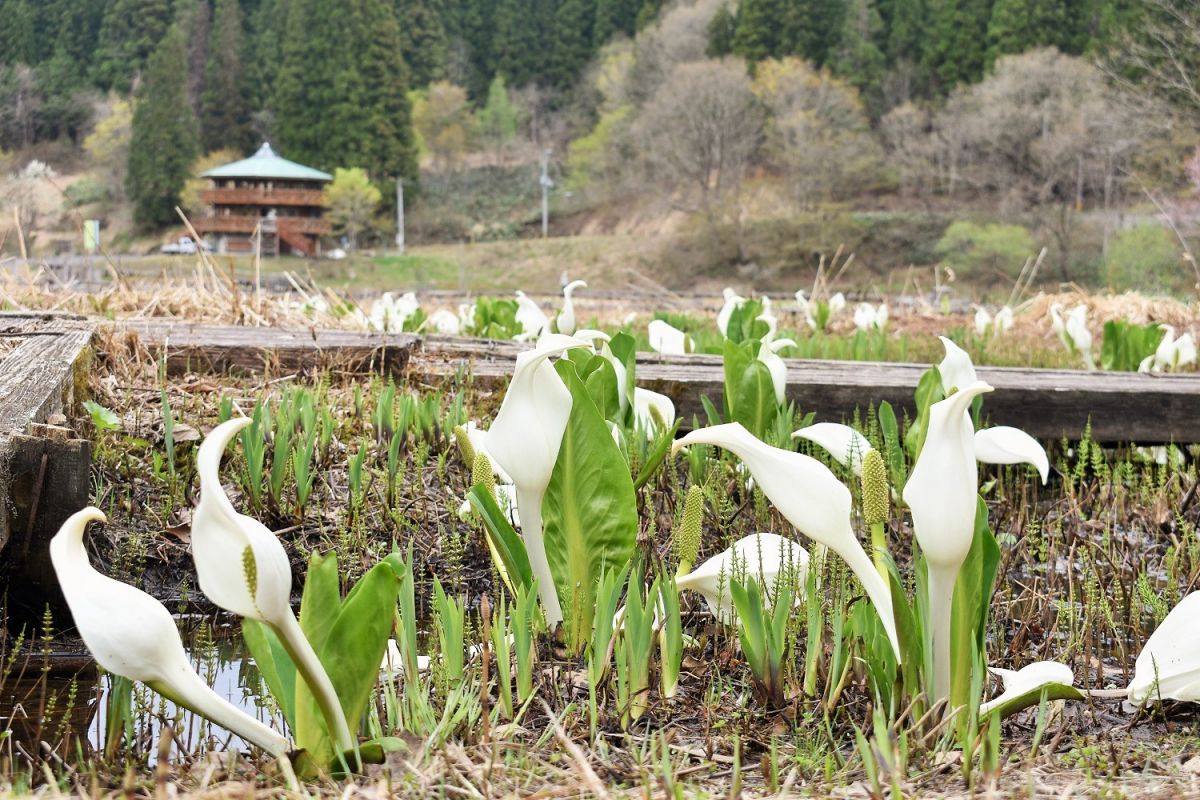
[192,215,331,236]
[199,187,326,207]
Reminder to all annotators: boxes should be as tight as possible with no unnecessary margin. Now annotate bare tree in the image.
[752,58,883,208]
[634,58,763,221]
[1105,0,1200,124]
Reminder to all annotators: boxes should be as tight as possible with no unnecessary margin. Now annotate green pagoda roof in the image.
[201,143,333,182]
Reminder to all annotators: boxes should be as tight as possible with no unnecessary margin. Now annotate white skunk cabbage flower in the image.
[1153,326,1197,372]
[795,290,816,330]
[938,336,977,395]
[974,426,1049,484]
[717,287,746,337]
[648,320,692,355]
[994,306,1014,332]
[427,309,461,335]
[51,508,291,757]
[514,291,550,341]
[854,302,888,332]
[676,533,808,623]
[368,291,420,333]
[486,334,591,627]
[672,423,900,659]
[195,419,355,755]
[979,661,1076,717]
[974,308,992,336]
[829,292,846,314]
[902,380,993,702]
[633,387,676,436]
[792,422,872,476]
[758,338,796,405]
[1128,591,1200,704]
[457,303,476,332]
[380,640,431,675]
[556,279,587,335]
[1051,303,1094,370]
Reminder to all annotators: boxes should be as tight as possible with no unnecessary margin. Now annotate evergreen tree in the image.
[923,0,992,90]
[127,25,199,228]
[732,0,789,62]
[397,0,448,87]
[0,0,37,65]
[359,0,419,194]
[787,0,848,66]
[201,0,253,153]
[593,0,637,45]
[181,0,211,118]
[246,0,286,132]
[987,0,1075,62]
[49,0,106,77]
[885,0,926,66]
[549,0,595,89]
[834,0,886,112]
[635,0,662,29]
[706,3,738,57]
[494,0,540,86]
[94,0,173,92]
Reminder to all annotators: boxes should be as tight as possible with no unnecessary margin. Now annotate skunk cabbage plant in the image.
[973,427,1049,484]
[51,507,291,757]
[717,287,746,337]
[675,532,808,623]
[1128,591,1200,704]
[556,279,587,335]
[514,291,550,341]
[792,422,872,476]
[486,334,590,626]
[902,380,993,702]
[673,423,901,658]
[648,320,692,355]
[194,419,355,757]
[979,661,1080,718]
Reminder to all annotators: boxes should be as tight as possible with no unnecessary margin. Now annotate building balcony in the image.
[191,215,331,236]
[199,187,326,207]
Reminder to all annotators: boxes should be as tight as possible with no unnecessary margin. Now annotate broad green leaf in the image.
[723,340,776,439]
[83,400,121,431]
[544,360,639,655]
[904,366,945,460]
[700,395,723,426]
[299,551,342,651]
[469,484,534,592]
[583,356,620,422]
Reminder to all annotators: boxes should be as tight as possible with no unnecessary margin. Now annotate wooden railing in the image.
[200,187,325,206]
[191,215,330,236]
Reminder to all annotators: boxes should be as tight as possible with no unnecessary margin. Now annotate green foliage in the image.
[397,0,448,87]
[948,499,1000,728]
[125,25,198,229]
[730,574,793,706]
[83,400,120,431]
[722,339,778,441]
[243,551,405,772]
[200,0,252,153]
[322,168,383,249]
[565,105,632,192]
[1104,225,1187,294]
[93,0,172,92]
[542,360,639,654]
[706,3,738,57]
[475,76,519,150]
[1100,320,1163,372]
[934,220,1036,285]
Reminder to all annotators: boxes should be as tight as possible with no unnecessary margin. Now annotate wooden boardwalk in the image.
[110,320,1200,443]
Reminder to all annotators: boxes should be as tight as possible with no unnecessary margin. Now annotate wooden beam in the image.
[110,322,1200,443]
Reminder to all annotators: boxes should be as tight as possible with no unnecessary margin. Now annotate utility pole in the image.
[395,177,405,255]
[539,149,553,238]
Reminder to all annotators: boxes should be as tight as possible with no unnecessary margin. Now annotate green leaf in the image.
[583,355,620,422]
[723,340,776,439]
[633,418,681,490]
[904,366,945,461]
[980,683,1085,720]
[544,360,639,655]
[877,402,907,492]
[83,400,121,431]
[468,484,534,592]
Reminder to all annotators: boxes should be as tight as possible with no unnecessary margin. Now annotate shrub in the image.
[1104,225,1188,294]
[934,220,1036,285]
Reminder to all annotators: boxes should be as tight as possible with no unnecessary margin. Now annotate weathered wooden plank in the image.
[111,322,1200,443]
[108,319,419,376]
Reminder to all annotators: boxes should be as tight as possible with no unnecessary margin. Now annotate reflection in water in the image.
[0,619,282,765]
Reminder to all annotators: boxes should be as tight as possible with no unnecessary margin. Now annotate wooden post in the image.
[0,425,92,632]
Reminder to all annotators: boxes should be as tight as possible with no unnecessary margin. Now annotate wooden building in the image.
[192,143,332,256]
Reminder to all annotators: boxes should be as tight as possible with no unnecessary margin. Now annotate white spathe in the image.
[829,293,846,314]
[938,336,977,395]
[792,422,873,476]
[485,334,591,627]
[974,308,992,336]
[717,288,746,337]
[994,306,1014,332]
[427,309,460,335]
[902,380,993,702]
[758,338,796,406]
[556,279,587,336]
[1052,303,1094,370]
[1128,591,1200,704]
[633,387,676,436]
[1153,326,1197,372]
[194,418,355,755]
[648,320,692,355]
[368,291,420,333]
[795,290,816,330]
[51,507,291,757]
[514,291,550,341]
[979,661,1075,716]
[973,426,1049,484]
[854,302,888,332]
[676,533,809,623]
[672,423,901,659]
